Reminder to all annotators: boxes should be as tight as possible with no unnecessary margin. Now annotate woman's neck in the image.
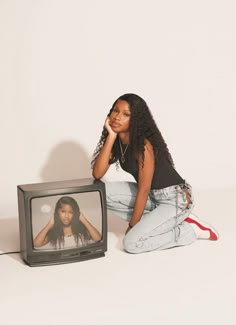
[63,226,72,237]
[119,132,129,144]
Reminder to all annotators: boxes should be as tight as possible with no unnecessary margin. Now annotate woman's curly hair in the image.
[91,93,174,167]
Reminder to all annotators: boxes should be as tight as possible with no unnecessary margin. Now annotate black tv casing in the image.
[17,178,107,266]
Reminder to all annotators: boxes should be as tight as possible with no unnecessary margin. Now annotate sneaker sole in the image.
[185,217,219,241]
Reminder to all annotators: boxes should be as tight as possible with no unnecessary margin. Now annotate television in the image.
[17,178,107,266]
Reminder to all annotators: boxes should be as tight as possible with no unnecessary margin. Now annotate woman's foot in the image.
[185,214,219,240]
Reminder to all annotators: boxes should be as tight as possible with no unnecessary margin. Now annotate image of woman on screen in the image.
[91,93,219,254]
[33,196,102,249]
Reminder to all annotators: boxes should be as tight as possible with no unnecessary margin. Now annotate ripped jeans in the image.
[106,181,197,253]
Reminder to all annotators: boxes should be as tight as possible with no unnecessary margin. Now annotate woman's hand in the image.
[125,226,132,235]
[104,117,117,138]
[79,212,85,223]
[79,212,102,241]
[48,217,54,228]
[92,116,117,179]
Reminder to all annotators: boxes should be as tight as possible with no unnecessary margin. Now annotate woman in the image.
[33,196,101,249]
[92,93,218,253]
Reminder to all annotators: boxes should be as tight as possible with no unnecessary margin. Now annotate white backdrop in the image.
[1,0,236,218]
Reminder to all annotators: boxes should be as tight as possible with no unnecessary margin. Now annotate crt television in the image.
[17,178,107,266]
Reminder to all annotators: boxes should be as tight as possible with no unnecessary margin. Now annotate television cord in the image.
[0,251,20,256]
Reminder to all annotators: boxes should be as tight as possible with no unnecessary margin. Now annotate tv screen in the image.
[17,178,107,266]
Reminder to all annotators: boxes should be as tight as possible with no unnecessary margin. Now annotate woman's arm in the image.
[33,217,54,247]
[79,212,102,241]
[92,117,117,179]
[128,140,155,230]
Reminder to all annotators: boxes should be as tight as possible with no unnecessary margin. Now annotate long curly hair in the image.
[91,93,174,167]
[47,196,91,249]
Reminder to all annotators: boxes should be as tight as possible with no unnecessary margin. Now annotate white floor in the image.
[0,188,235,325]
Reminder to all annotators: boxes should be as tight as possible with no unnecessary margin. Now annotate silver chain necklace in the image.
[119,138,129,163]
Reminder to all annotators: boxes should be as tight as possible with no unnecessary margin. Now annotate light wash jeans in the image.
[106,181,197,253]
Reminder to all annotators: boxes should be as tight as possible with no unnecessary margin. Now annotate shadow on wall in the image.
[40,141,92,182]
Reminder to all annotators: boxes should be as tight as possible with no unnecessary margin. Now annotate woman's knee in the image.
[123,230,163,253]
[123,232,142,254]
[123,236,137,253]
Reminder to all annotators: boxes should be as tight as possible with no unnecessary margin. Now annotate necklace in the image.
[119,138,129,163]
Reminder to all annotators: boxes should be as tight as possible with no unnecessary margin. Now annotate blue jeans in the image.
[106,181,197,253]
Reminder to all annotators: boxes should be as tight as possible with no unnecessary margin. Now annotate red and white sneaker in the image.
[185,214,219,241]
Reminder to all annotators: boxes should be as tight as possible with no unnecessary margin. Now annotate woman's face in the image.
[58,203,73,226]
[109,100,131,134]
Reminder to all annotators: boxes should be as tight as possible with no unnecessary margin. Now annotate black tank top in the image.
[119,144,184,190]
